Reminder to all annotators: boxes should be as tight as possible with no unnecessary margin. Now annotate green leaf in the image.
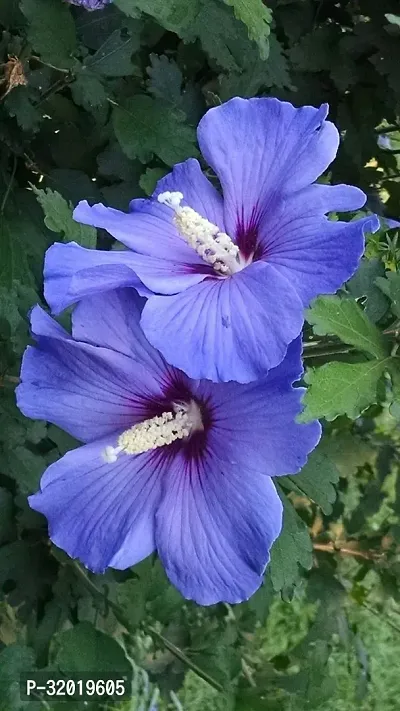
[347,258,389,323]
[219,33,293,100]
[376,271,400,318]
[0,488,14,545]
[301,359,388,421]
[20,0,78,69]
[85,26,141,77]
[55,622,132,678]
[0,645,35,711]
[0,216,36,290]
[147,53,183,106]
[269,492,313,592]
[306,295,388,358]
[116,0,252,72]
[222,0,272,60]
[33,188,97,248]
[113,95,198,166]
[139,166,168,196]
[4,86,42,133]
[281,439,340,515]
[71,70,107,113]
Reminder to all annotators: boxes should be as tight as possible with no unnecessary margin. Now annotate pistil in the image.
[102,401,203,463]
[157,191,242,276]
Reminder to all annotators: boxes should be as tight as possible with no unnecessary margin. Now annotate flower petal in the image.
[197,97,339,241]
[155,449,283,605]
[260,187,380,304]
[44,241,150,315]
[141,262,304,383]
[152,158,225,228]
[197,338,321,476]
[29,438,162,573]
[17,306,165,442]
[72,288,167,377]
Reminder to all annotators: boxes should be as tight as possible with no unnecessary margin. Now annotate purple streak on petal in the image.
[17,306,166,443]
[198,97,339,249]
[74,199,208,266]
[141,261,304,383]
[155,449,283,605]
[29,438,161,573]
[196,338,321,476]
[73,201,213,292]
[262,186,379,305]
[152,158,225,228]
[44,241,150,315]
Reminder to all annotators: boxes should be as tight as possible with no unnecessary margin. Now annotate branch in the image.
[313,542,384,561]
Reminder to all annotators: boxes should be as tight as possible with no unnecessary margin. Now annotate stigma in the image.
[157,191,243,276]
[102,400,203,463]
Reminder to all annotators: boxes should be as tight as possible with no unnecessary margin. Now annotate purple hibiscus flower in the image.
[44,97,379,384]
[16,289,320,605]
[66,0,112,9]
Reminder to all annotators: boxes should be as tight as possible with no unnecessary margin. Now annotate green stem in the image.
[303,342,355,359]
[1,155,17,214]
[361,601,400,635]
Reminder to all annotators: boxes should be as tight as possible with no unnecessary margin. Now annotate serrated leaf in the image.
[4,87,42,133]
[269,492,313,592]
[222,0,272,60]
[71,70,107,113]
[116,0,249,72]
[147,54,183,106]
[20,0,77,70]
[33,188,97,248]
[347,258,389,323]
[306,295,387,359]
[219,33,293,100]
[281,439,340,515]
[113,95,198,166]
[376,271,400,318]
[301,359,388,422]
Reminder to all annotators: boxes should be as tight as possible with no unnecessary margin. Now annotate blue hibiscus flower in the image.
[44,97,379,383]
[16,289,320,605]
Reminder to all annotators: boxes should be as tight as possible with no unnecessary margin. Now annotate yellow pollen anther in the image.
[102,402,203,463]
[157,191,241,275]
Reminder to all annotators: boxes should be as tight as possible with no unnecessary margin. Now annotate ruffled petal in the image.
[72,288,167,377]
[29,438,162,573]
[141,262,304,383]
[152,158,225,228]
[44,242,151,315]
[155,449,283,605]
[17,306,166,443]
[197,339,321,476]
[197,97,339,242]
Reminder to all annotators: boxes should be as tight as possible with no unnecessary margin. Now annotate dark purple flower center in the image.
[235,205,264,261]
[143,375,212,462]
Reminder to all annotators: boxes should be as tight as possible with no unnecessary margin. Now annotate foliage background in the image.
[1,0,400,709]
